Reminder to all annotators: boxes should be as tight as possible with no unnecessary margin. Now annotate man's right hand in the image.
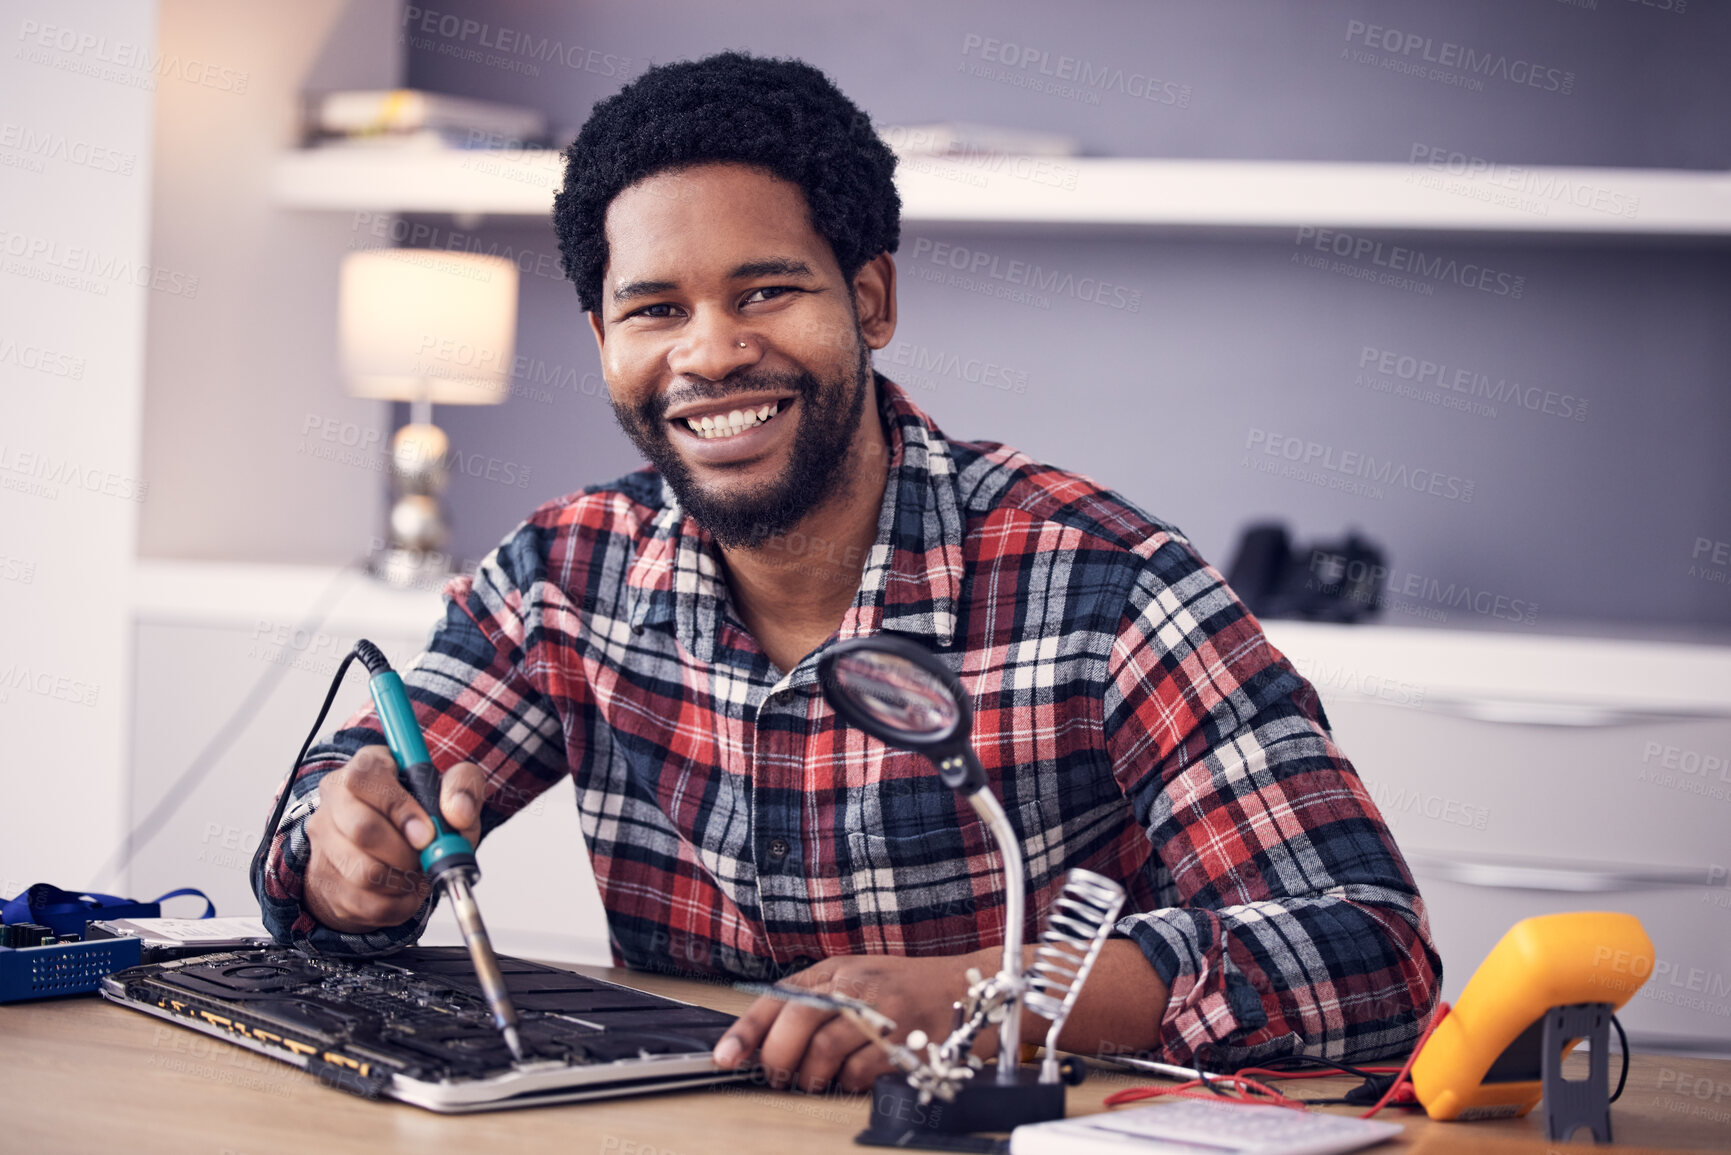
[302,744,486,934]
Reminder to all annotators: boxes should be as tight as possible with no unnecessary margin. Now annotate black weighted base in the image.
[856,1064,1065,1150]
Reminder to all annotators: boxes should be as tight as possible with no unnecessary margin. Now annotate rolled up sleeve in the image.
[1104,540,1441,1066]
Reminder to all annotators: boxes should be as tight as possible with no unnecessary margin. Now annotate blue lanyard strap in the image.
[1,883,214,930]
[144,888,216,917]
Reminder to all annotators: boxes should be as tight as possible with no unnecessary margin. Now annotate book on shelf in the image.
[310,89,547,148]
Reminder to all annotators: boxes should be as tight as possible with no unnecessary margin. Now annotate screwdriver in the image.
[357,640,525,1062]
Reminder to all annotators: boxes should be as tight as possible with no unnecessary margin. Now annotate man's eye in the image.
[743,286,800,305]
[630,302,679,319]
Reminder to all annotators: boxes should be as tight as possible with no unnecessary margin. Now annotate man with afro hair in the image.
[257,51,1439,1097]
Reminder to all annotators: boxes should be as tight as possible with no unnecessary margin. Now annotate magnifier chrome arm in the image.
[959,766,1025,1087]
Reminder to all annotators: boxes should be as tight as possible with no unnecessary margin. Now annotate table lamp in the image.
[338,248,518,586]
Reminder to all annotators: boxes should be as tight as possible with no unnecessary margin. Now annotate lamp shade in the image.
[339,249,518,404]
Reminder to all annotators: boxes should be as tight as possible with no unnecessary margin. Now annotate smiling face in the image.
[588,163,895,548]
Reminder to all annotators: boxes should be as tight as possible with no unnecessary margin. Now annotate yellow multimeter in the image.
[1412,911,1652,1133]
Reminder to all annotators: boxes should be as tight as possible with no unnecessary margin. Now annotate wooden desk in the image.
[6,964,1728,1154]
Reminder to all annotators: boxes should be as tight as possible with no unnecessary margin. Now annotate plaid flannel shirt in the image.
[255,377,1440,1065]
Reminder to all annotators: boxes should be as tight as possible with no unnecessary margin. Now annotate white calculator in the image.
[1009,1098,1405,1155]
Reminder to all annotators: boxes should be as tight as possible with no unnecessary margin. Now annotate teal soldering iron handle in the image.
[358,643,478,882]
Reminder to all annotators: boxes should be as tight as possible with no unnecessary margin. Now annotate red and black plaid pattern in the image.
[255,378,1440,1065]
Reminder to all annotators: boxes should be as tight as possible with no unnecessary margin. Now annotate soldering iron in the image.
[354,640,524,1061]
[251,638,524,1062]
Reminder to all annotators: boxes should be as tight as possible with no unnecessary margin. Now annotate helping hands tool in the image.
[357,640,525,1062]
[802,636,1123,1147]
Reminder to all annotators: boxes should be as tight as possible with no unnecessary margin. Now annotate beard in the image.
[609,336,874,549]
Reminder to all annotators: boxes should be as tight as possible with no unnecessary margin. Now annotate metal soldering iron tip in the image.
[441,872,526,1064]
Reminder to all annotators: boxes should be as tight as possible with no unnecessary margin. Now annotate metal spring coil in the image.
[1023,869,1126,1079]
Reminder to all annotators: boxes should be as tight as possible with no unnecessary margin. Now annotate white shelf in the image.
[273,147,1731,235]
[275,146,565,217]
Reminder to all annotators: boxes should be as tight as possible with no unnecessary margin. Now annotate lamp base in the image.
[856,1065,1065,1149]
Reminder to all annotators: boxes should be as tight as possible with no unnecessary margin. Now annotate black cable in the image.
[1204,1076,1236,1097]
[1239,1054,1415,1109]
[353,639,390,677]
[247,646,369,899]
[1191,1044,1229,1094]
[1609,1014,1629,1103]
[1249,1053,1386,1081]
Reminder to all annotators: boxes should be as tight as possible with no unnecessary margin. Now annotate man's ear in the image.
[588,310,606,352]
[852,253,897,350]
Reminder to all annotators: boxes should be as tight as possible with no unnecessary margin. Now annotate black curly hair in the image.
[553,52,900,315]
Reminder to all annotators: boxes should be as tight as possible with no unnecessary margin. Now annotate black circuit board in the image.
[108,946,734,1088]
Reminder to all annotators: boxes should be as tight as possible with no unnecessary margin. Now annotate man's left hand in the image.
[713,951,999,1093]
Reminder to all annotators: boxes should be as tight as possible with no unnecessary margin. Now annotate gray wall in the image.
[138,0,401,563]
[400,0,1731,634]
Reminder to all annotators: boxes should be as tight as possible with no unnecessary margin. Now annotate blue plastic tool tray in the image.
[0,936,142,1002]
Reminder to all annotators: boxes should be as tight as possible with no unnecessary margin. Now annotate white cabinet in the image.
[127,561,610,965]
[1265,621,1731,1050]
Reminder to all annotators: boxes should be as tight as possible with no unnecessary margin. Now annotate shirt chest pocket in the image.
[842,824,1004,949]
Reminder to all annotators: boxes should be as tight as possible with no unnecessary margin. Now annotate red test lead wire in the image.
[1103,1074,1308,1111]
[1101,1002,1451,1119]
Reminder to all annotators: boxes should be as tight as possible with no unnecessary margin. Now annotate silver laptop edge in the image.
[104,987,750,1112]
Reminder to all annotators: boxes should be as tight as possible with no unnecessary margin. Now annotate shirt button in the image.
[768,837,790,860]
[771,690,794,706]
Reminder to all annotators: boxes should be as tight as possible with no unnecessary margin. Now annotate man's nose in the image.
[667,308,760,382]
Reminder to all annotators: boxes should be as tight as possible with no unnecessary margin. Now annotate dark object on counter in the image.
[857,1063,1072,1151]
[1225,523,1386,623]
[2,922,54,949]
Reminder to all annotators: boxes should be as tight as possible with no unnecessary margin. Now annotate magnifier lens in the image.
[831,651,959,742]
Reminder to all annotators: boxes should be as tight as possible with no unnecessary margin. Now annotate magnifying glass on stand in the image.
[806,636,1123,1149]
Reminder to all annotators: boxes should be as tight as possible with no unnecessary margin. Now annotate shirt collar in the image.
[625,376,964,666]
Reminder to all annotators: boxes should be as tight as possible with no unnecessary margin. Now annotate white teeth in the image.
[682,400,783,439]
